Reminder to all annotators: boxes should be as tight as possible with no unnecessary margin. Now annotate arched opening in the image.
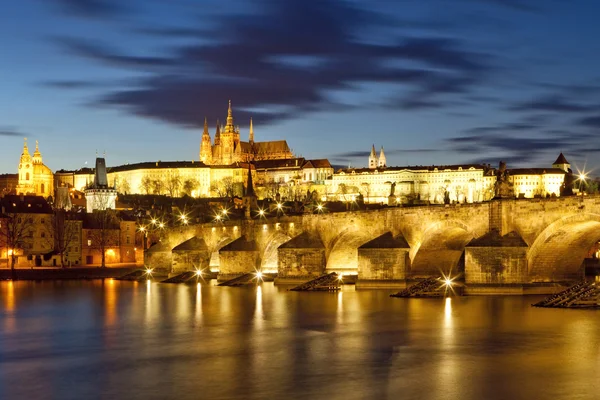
[326,228,386,274]
[41,183,45,194]
[410,220,474,278]
[260,231,293,273]
[528,214,600,281]
[26,172,30,180]
[209,237,235,272]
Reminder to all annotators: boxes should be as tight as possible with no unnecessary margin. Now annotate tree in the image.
[0,212,35,278]
[360,182,371,203]
[211,177,234,201]
[165,170,182,197]
[152,179,164,195]
[140,176,152,195]
[49,209,80,268]
[182,178,199,197]
[118,178,131,195]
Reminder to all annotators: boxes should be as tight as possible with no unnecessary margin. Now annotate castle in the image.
[200,101,293,165]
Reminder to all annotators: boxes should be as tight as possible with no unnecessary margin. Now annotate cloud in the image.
[0,128,26,137]
[50,0,125,18]
[507,95,593,113]
[51,0,494,128]
[577,116,600,128]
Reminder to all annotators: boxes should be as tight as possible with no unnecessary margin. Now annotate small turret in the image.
[378,146,386,168]
[368,144,377,169]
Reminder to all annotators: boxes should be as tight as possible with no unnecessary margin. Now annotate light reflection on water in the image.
[0,280,599,400]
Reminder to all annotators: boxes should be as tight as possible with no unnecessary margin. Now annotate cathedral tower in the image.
[378,146,386,168]
[368,144,378,169]
[200,117,212,164]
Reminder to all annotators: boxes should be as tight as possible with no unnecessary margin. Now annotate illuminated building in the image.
[15,139,54,198]
[508,153,568,198]
[199,101,293,165]
[329,164,497,204]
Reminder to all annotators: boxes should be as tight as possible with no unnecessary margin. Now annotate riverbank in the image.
[0,266,139,281]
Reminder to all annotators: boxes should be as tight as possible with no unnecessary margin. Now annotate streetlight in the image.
[258,209,265,218]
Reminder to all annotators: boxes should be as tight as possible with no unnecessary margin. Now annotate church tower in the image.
[199,117,212,164]
[17,138,34,194]
[378,146,386,168]
[32,140,43,165]
[368,144,378,169]
[220,100,236,165]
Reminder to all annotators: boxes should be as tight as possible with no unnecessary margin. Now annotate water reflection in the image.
[1,282,600,400]
[104,279,117,327]
[195,283,203,326]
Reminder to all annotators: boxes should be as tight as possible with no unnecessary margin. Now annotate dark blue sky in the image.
[1,0,599,175]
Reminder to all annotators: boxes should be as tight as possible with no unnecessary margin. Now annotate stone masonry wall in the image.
[357,248,409,280]
[465,247,528,284]
[278,248,325,278]
[219,250,259,277]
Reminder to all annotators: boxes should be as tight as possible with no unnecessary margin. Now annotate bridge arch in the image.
[326,227,387,273]
[527,213,600,281]
[209,236,235,271]
[410,219,475,278]
[260,231,294,273]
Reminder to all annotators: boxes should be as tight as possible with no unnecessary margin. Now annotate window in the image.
[87,239,92,247]
[41,232,45,238]
[26,172,30,180]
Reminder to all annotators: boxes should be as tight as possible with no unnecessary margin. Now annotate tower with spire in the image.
[16,138,54,197]
[199,117,212,164]
[378,146,386,168]
[368,144,378,169]
[200,101,293,165]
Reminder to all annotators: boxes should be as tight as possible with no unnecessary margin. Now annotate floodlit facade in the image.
[508,153,569,198]
[328,164,497,204]
[15,139,54,198]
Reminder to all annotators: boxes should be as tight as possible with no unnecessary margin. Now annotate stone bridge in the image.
[147,196,600,289]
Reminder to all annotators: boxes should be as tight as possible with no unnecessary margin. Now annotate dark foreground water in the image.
[0,280,599,400]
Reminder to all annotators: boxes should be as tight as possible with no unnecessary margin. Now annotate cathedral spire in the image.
[225,100,235,133]
[378,146,386,168]
[249,118,254,143]
[368,144,377,169]
[203,117,209,137]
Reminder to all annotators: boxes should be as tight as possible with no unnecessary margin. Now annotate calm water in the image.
[0,280,599,400]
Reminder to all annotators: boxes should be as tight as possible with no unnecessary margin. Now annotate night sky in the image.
[1,0,599,175]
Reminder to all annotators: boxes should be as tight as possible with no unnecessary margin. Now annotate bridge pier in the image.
[275,232,326,284]
[217,236,260,282]
[356,232,410,289]
[464,230,528,287]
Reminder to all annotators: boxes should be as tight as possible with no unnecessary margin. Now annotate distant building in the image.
[199,101,294,165]
[329,164,496,204]
[15,139,53,198]
[508,153,568,198]
[85,157,117,213]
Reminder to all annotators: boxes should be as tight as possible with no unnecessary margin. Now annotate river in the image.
[0,280,598,400]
